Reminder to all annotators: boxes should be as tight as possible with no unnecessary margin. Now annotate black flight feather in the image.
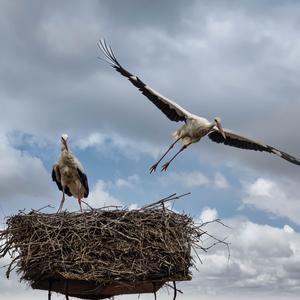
[97,39,186,122]
[77,168,89,198]
[208,130,300,166]
[51,167,72,196]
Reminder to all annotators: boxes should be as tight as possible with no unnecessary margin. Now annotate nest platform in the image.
[0,204,206,299]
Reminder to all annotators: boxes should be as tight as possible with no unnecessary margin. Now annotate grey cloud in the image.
[0,0,300,180]
[0,131,54,202]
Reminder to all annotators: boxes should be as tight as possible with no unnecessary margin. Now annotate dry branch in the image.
[0,194,229,299]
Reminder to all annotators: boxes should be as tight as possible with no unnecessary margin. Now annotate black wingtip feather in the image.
[98,39,135,79]
[98,39,186,123]
[270,147,300,166]
[209,130,300,166]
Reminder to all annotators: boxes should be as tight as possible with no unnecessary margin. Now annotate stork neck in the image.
[209,121,216,131]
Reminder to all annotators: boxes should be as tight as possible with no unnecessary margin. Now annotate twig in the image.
[81,200,95,211]
[142,192,191,209]
[165,282,183,294]
[31,205,54,214]
[198,218,231,229]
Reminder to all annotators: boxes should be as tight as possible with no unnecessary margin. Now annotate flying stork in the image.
[52,134,89,212]
[98,40,300,172]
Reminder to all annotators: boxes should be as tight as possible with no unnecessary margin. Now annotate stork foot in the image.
[57,197,65,214]
[161,162,170,172]
[149,163,159,174]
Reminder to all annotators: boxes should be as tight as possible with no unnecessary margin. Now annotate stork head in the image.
[61,134,69,151]
[214,117,226,139]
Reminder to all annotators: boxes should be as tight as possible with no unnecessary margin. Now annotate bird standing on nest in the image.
[52,134,89,213]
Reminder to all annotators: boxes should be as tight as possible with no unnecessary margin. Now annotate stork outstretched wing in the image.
[98,39,195,122]
[208,129,300,166]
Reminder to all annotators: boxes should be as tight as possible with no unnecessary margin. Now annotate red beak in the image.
[62,139,69,151]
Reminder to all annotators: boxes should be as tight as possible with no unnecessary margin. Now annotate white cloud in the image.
[199,207,218,223]
[186,217,300,298]
[160,171,210,187]
[76,132,106,149]
[86,180,122,208]
[0,131,53,201]
[214,172,229,189]
[128,203,139,210]
[242,177,300,225]
[283,224,294,234]
[160,171,230,190]
[76,132,161,160]
[115,174,140,188]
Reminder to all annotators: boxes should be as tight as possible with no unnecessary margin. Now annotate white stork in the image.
[98,40,300,172]
[52,134,89,212]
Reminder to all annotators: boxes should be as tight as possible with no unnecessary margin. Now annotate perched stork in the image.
[98,40,300,172]
[52,134,89,212]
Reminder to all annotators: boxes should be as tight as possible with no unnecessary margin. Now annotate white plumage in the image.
[98,40,300,171]
[52,134,89,212]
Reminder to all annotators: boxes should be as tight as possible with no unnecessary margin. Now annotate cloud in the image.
[214,172,229,189]
[115,174,140,188]
[0,131,53,201]
[186,216,300,299]
[76,132,160,159]
[128,203,139,210]
[242,177,300,225]
[0,0,299,182]
[160,171,210,187]
[159,170,229,190]
[199,207,218,223]
[1,1,300,299]
[86,180,122,208]
[284,224,294,234]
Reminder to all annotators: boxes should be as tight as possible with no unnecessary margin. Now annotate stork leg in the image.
[77,186,83,213]
[149,138,181,173]
[78,198,83,213]
[161,144,190,172]
[57,191,65,213]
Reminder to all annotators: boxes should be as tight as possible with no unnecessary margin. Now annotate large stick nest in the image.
[0,196,227,298]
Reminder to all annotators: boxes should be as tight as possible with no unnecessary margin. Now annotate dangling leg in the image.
[57,190,65,213]
[149,138,181,173]
[78,198,83,212]
[161,144,190,171]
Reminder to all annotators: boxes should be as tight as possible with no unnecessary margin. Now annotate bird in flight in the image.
[98,39,300,172]
[52,134,89,212]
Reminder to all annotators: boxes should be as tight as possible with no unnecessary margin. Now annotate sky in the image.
[0,0,300,299]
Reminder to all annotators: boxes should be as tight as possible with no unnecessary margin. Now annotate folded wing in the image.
[77,167,89,198]
[51,164,72,196]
